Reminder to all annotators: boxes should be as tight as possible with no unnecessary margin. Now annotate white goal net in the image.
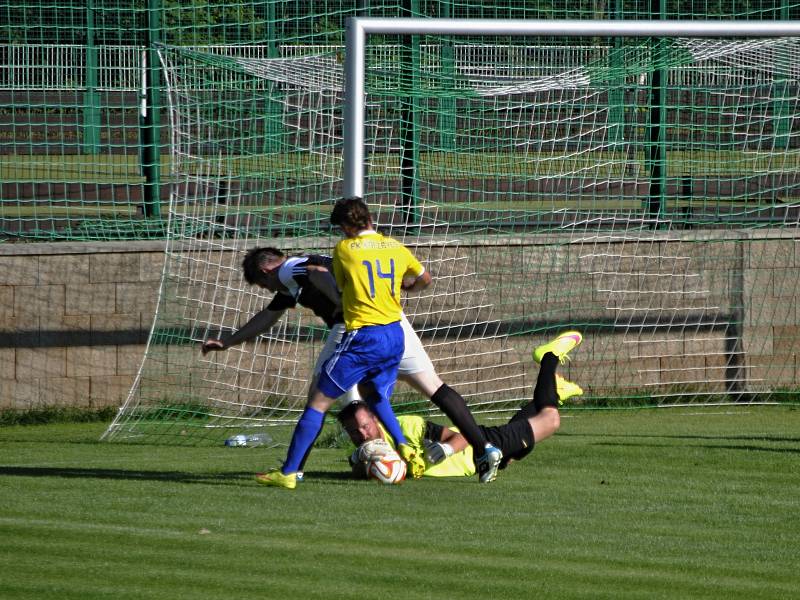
[103,32,800,444]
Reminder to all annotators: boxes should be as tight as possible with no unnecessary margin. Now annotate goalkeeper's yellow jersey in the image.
[373,415,476,478]
[333,231,425,331]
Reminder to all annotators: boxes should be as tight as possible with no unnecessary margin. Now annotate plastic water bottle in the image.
[224,433,271,447]
[242,433,271,447]
[224,434,247,447]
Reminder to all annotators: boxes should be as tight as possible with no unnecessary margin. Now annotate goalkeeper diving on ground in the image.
[340,331,584,479]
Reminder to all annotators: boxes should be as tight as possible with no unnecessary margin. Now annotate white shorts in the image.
[313,313,435,404]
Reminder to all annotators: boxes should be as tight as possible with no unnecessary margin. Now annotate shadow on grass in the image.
[0,466,355,484]
[560,432,800,443]
[588,441,800,454]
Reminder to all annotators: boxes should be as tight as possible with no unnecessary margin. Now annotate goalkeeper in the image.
[340,331,583,478]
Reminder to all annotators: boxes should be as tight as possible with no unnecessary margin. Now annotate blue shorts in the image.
[316,321,405,404]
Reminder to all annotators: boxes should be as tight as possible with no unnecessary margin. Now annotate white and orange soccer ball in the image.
[366,451,407,485]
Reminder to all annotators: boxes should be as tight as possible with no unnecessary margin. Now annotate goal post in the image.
[343,18,800,198]
[103,20,800,445]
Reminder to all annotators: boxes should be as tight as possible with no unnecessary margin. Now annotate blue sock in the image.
[282,406,325,474]
[368,397,408,446]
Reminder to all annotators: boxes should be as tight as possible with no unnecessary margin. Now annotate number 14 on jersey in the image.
[361,259,395,298]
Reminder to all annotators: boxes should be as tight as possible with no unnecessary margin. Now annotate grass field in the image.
[1,406,799,599]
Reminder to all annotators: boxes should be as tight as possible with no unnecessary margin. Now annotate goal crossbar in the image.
[344,18,800,198]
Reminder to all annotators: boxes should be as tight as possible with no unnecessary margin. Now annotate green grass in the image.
[4,150,800,182]
[0,406,117,426]
[1,407,799,599]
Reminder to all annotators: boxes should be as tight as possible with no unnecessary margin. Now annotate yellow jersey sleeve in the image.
[397,415,426,448]
[333,232,424,330]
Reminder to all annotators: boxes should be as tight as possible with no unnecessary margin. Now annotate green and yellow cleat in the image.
[255,469,297,490]
[555,374,583,406]
[532,331,583,364]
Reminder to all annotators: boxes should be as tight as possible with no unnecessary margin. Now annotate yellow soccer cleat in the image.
[255,469,297,490]
[555,374,583,406]
[398,443,426,479]
[532,331,583,364]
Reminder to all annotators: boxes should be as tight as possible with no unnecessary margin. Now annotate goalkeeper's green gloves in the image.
[398,443,426,479]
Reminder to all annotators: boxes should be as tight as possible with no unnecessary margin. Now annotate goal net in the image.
[103,31,800,444]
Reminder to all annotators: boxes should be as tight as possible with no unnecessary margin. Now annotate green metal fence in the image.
[1,0,799,240]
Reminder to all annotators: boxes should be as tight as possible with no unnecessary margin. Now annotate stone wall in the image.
[0,242,165,410]
[2,231,798,412]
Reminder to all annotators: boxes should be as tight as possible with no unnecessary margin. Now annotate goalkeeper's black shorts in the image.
[424,418,535,470]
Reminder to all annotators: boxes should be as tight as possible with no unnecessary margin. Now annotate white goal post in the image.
[344,18,800,198]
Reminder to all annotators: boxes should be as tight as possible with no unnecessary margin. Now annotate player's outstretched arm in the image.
[201,307,284,354]
[201,339,226,354]
[439,426,468,453]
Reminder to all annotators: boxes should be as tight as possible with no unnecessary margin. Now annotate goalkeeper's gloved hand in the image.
[397,443,426,479]
[424,440,455,464]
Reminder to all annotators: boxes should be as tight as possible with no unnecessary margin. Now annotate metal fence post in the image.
[140,0,162,218]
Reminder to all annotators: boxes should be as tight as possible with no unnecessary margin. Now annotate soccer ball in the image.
[367,452,406,485]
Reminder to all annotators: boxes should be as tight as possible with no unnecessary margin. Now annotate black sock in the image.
[533,353,560,411]
[510,352,559,423]
[430,384,489,455]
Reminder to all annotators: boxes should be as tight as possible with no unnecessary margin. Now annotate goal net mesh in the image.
[103,35,800,444]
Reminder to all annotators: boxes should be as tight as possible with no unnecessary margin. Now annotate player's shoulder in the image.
[305,253,333,268]
[277,255,309,288]
[280,255,308,272]
[366,232,410,254]
[398,414,425,427]
[334,237,353,251]
[372,231,400,244]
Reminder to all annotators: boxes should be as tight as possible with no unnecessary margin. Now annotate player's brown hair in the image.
[330,197,372,230]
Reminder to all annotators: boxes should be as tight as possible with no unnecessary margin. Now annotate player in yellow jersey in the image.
[256,198,504,489]
[339,331,584,478]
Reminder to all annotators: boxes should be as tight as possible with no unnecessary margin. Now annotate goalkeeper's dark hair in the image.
[330,197,372,230]
[241,247,284,285]
[337,400,370,424]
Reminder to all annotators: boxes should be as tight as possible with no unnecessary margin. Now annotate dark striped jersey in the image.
[266,254,342,328]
